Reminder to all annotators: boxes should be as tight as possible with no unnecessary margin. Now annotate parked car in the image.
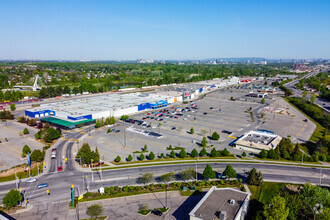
[203,112,208,115]
[37,183,48,189]
[303,119,308,122]
[26,178,37,183]
[171,127,176,130]
[58,166,62,172]
[151,210,163,216]
[142,117,146,120]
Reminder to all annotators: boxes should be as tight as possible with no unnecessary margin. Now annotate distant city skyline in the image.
[1,0,330,60]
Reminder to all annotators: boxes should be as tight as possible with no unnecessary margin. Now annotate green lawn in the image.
[259,182,285,204]
[248,185,262,200]
[81,216,107,220]
[0,164,43,183]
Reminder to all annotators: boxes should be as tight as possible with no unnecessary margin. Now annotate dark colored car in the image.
[171,127,176,130]
[203,112,208,115]
[151,210,163,216]
[303,119,308,122]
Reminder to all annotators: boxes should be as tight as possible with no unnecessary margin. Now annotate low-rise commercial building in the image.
[234,130,282,153]
[189,187,250,220]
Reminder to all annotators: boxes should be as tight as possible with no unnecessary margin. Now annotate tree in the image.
[139,153,145,160]
[31,149,44,162]
[160,172,175,183]
[114,155,121,162]
[200,148,207,157]
[242,152,247,157]
[191,149,198,158]
[95,120,101,128]
[87,204,104,219]
[93,147,100,163]
[246,168,263,186]
[299,183,330,220]
[22,145,31,157]
[203,164,216,179]
[260,149,268,158]
[139,173,154,185]
[10,103,16,111]
[148,151,155,160]
[179,149,187,158]
[263,196,289,220]
[302,90,308,98]
[268,149,277,159]
[190,127,194,134]
[230,96,235,101]
[43,128,60,143]
[201,137,208,147]
[169,150,175,158]
[120,115,129,120]
[211,132,220,140]
[143,144,148,151]
[127,154,133,162]
[23,128,29,135]
[221,148,230,156]
[160,153,165,158]
[181,168,196,180]
[310,94,317,103]
[76,143,95,164]
[2,189,22,207]
[223,164,236,178]
[210,148,218,157]
[261,98,265,104]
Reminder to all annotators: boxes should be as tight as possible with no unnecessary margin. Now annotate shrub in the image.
[221,148,230,156]
[190,127,194,134]
[242,152,247,157]
[23,128,29,135]
[139,153,145,160]
[179,149,187,158]
[160,153,165,158]
[169,150,175,158]
[148,151,155,160]
[191,149,198,157]
[210,148,218,157]
[200,148,207,157]
[22,145,31,157]
[268,149,277,159]
[31,149,44,162]
[114,155,121,162]
[201,137,208,147]
[212,132,220,140]
[122,186,128,192]
[259,149,268,158]
[220,180,224,185]
[120,115,129,120]
[127,154,133,162]
[143,144,148,151]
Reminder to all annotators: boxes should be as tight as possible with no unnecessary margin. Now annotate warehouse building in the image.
[234,130,282,153]
[189,187,250,220]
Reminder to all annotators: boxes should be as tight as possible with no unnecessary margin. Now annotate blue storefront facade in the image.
[67,114,93,121]
[137,100,168,111]
[25,109,56,118]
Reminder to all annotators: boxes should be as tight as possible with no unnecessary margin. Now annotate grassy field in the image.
[0,164,43,183]
[259,182,285,204]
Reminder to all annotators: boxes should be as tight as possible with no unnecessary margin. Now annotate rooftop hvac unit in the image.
[229,199,235,205]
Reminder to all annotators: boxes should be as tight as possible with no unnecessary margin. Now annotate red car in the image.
[147,113,151,115]
[174,116,178,119]
[171,107,174,109]
[58,166,62,172]
[142,117,146,120]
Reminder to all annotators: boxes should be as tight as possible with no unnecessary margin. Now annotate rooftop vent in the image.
[229,199,235,205]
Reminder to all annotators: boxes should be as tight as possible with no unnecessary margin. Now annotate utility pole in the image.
[124,128,126,149]
[320,168,322,186]
[15,169,18,190]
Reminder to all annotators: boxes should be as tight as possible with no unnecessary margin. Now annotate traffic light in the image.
[47,190,50,195]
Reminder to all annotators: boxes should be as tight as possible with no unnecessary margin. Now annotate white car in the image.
[26,178,37,183]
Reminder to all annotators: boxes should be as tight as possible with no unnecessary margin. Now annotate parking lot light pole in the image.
[15,169,18,190]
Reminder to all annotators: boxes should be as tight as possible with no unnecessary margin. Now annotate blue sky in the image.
[1,0,329,60]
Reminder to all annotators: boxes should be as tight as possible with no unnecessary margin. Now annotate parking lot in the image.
[258,97,316,143]
[0,121,44,171]
[81,90,264,162]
